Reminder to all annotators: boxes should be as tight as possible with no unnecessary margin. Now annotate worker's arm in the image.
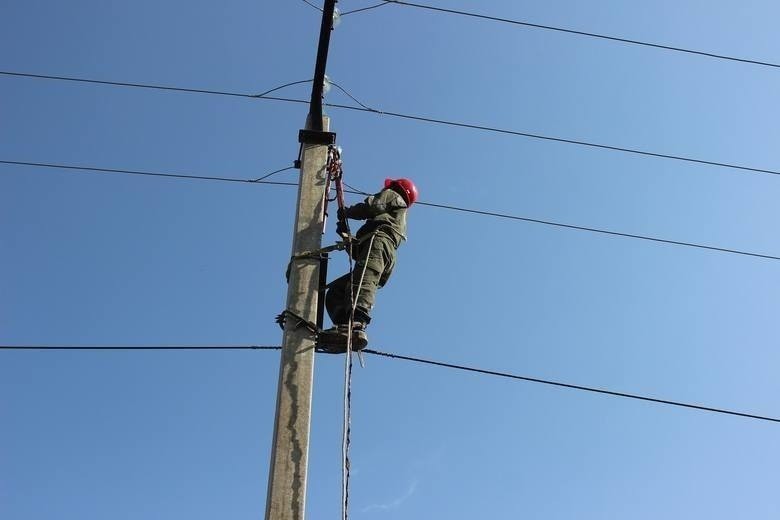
[344,189,406,220]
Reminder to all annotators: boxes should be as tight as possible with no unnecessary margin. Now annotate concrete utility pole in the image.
[264,116,329,520]
[265,2,338,520]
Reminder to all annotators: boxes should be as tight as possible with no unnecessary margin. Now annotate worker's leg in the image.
[352,267,380,324]
[319,236,396,351]
[319,241,381,350]
[321,271,369,350]
[352,235,396,324]
[325,273,351,326]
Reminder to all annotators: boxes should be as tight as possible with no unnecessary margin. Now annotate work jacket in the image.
[345,188,408,248]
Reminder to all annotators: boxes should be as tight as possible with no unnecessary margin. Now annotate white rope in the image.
[341,233,375,520]
[340,325,353,520]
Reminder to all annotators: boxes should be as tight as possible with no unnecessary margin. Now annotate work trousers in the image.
[325,232,397,326]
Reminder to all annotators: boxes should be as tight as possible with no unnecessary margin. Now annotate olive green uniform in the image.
[325,188,408,326]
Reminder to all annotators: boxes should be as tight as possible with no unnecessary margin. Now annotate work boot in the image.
[317,323,368,352]
[350,322,369,351]
[316,326,347,354]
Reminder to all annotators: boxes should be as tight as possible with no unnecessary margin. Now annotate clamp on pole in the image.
[275,309,319,334]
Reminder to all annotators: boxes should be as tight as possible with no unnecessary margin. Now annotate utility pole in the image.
[265,2,338,520]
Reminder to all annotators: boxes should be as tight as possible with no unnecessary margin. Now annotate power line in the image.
[250,166,296,182]
[341,2,392,16]
[253,79,312,98]
[2,344,776,424]
[299,0,323,12]
[343,178,780,261]
[363,349,780,424]
[0,160,298,186]
[0,70,310,105]
[3,159,778,262]
[4,70,780,179]
[319,80,780,179]
[328,80,375,111]
[326,101,780,179]
[414,200,780,262]
[385,0,780,69]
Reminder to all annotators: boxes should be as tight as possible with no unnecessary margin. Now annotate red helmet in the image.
[384,178,418,207]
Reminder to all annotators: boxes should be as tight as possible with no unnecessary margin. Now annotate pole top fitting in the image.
[299,129,337,145]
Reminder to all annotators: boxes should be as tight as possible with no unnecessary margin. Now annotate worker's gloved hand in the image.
[336,219,350,237]
[337,207,347,221]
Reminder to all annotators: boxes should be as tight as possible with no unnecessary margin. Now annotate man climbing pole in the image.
[318,177,418,351]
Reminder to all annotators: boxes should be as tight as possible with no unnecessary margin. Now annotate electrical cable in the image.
[338,179,780,261]
[363,349,780,424]
[342,181,369,196]
[2,344,776,424]
[253,79,312,98]
[412,199,780,262]
[250,166,296,182]
[323,80,780,180]
[325,100,780,179]
[0,160,299,186]
[0,71,310,105]
[300,0,323,12]
[337,180,780,261]
[3,159,778,262]
[341,2,392,16]
[327,80,376,111]
[385,0,780,69]
[3,70,780,179]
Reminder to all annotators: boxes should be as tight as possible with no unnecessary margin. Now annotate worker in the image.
[318,177,418,351]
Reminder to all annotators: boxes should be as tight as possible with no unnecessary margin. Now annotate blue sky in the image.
[2,1,779,518]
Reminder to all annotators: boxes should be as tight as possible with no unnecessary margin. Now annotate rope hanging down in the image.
[324,146,379,520]
[325,145,359,520]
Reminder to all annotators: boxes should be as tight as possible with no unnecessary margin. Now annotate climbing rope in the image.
[342,229,355,520]
[326,144,357,520]
[342,232,376,520]
[341,317,354,520]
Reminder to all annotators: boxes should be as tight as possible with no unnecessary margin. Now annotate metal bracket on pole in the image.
[299,129,337,145]
[292,240,349,259]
